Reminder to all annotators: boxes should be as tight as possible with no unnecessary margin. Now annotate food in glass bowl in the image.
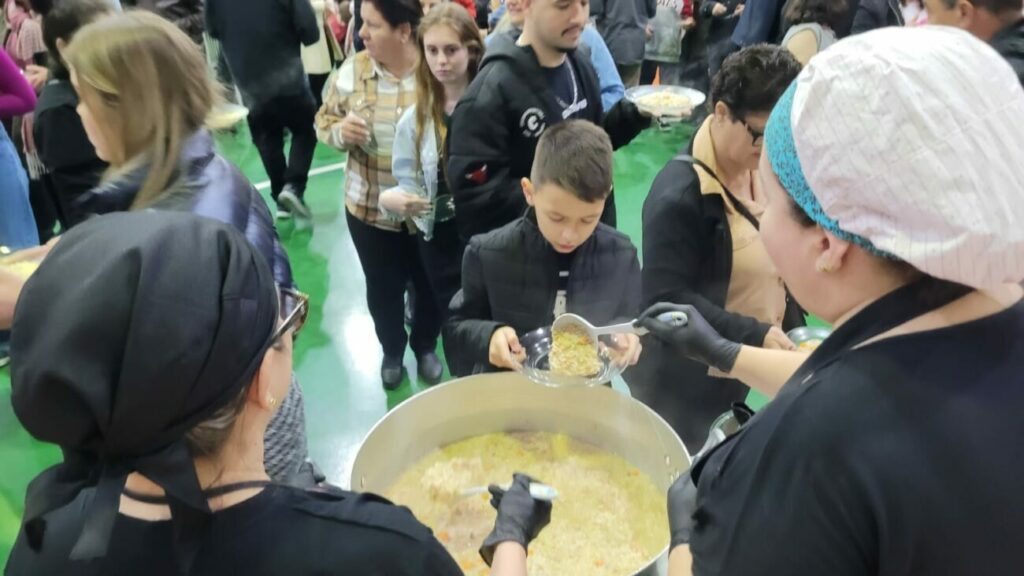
[797,338,823,351]
[788,326,832,353]
[548,325,601,377]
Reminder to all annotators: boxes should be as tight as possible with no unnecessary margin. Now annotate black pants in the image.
[27,178,56,243]
[626,338,749,453]
[308,73,330,110]
[416,219,464,321]
[346,211,442,358]
[640,60,659,86]
[246,89,318,201]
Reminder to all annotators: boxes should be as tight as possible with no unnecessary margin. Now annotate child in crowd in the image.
[444,120,643,376]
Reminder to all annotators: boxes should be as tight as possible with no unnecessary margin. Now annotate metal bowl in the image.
[351,373,690,576]
[516,326,624,388]
[787,326,832,350]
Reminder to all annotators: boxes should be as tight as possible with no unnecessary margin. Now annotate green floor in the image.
[0,121,702,562]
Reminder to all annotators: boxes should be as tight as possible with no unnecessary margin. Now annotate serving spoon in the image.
[460,482,559,501]
[551,311,689,341]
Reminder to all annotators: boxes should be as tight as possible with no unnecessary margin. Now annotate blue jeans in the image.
[0,124,39,250]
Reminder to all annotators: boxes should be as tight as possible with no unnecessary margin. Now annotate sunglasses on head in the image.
[271,287,309,343]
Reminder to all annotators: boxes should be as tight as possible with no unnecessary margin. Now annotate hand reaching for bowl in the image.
[637,303,741,373]
[607,333,643,367]
[762,326,796,351]
[379,189,431,218]
[489,326,525,370]
[479,473,553,566]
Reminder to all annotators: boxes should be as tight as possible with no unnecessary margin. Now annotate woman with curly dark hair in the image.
[781,0,847,65]
[629,44,804,454]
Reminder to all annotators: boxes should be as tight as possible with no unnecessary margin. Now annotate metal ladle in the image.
[551,311,689,341]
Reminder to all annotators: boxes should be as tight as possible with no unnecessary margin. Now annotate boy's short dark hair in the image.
[530,120,613,203]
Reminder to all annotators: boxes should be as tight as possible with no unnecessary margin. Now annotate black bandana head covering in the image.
[10,211,278,571]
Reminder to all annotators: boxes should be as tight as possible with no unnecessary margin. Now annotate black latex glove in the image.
[479,473,552,566]
[637,303,742,373]
[667,468,699,549]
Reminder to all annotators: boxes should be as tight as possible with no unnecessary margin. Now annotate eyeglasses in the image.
[740,118,765,147]
[271,287,310,343]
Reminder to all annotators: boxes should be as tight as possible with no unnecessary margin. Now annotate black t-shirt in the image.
[554,250,575,316]
[688,296,1024,575]
[6,484,463,576]
[541,59,589,120]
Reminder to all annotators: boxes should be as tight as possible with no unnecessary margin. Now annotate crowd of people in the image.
[1,0,1023,572]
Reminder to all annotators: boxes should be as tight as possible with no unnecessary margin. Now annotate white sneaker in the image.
[275,208,292,220]
[278,188,312,220]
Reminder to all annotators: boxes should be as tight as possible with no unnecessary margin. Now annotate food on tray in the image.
[798,338,823,351]
[385,432,669,576]
[548,325,601,377]
[636,91,693,113]
[1,261,40,279]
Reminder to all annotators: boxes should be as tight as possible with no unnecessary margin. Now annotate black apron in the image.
[679,277,971,547]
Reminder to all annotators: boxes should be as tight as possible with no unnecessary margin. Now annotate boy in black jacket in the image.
[445,121,642,376]
[447,0,652,243]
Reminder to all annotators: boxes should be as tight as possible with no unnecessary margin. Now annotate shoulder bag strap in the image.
[674,153,760,231]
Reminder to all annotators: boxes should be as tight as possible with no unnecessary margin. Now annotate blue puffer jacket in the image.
[75,130,294,287]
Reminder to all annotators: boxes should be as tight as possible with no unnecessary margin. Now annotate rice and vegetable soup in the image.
[548,326,602,377]
[385,432,669,575]
[636,91,691,110]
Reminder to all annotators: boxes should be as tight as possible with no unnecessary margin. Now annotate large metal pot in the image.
[351,372,690,575]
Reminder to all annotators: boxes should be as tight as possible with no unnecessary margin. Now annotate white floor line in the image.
[254,161,347,191]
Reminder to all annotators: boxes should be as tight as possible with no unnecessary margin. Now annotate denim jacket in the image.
[383,105,454,241]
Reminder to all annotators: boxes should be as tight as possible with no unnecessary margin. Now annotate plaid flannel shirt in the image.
[315,51,416,231]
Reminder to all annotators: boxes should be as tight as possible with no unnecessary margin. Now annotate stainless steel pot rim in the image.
[351,374,689,575]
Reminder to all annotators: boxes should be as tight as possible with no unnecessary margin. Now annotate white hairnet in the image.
[783,26,1024,289]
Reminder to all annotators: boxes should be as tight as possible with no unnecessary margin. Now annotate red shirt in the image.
[452,0,477,18]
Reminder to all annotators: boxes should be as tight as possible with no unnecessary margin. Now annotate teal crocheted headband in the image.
[765,83,892,258]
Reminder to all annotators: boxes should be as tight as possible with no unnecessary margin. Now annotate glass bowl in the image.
[516,327,625,388]
[787,326,832,352]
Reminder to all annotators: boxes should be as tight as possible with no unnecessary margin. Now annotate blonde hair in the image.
[414,4,482,170]
[65,11,217,209]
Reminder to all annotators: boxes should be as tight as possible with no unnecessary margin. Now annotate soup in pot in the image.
[385,431,669,575]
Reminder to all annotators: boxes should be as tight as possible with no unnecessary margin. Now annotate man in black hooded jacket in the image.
[447,0,651,243]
